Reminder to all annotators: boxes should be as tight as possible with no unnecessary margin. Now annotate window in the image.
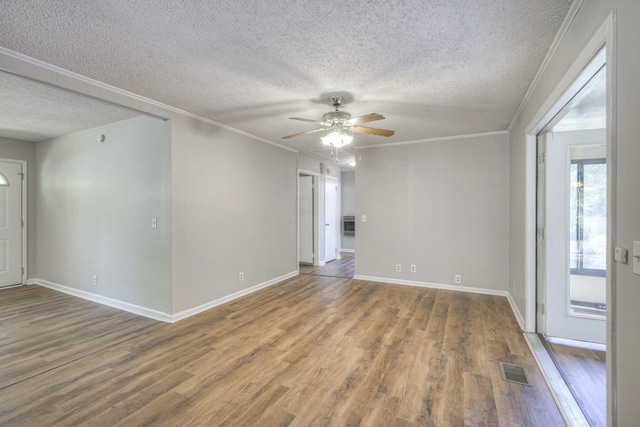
[569,157,606,277]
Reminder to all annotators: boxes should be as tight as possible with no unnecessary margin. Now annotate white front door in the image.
[324,177,338,263]
[0,161,23,288]
[299,175,314,264]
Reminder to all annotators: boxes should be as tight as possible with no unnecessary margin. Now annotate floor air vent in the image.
[499,362,532,386]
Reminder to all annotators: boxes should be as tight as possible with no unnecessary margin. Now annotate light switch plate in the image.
[615,247,628,264]
[634,241,640,275]
[362,215,367,222]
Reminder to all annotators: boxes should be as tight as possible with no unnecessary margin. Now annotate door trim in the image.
[324,175,338,263]
[0,158,27,285]
[523,12,616,426]
[297,169,320,267]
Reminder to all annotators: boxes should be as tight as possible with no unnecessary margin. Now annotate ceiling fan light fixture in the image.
[282,96,394,141]
[321,130,353,148]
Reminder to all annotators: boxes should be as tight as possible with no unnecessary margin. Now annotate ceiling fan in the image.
[282,96,395,149]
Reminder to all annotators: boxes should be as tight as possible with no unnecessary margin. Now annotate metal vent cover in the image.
[499,362,532,386]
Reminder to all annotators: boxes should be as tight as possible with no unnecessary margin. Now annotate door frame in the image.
[0,158,27,285]
[324,175,339,263]
[297,169,321,267]
[523,13,616,425]
[537,131,607,344]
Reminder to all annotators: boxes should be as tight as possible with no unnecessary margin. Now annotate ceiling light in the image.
[321,130,353,148]
[348,160,356,167]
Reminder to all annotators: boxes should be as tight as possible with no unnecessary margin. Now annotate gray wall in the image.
[170,115,298,313]
[356,133,509,291]
[0,137,36,278]
[509,0,640,423]
[35,116,172,313]
[340,171,355,251]
[297,153,341,179]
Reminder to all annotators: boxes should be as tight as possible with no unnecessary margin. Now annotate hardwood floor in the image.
[0,285,162,389]
[0,277,564,426]
[547,340,606,427]
[299,252,355,278]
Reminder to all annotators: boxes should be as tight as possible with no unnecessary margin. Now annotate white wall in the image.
[0,137,36,277]
[340,171,355,251]
[170,115,298,313]
[509,0,640,423]
[35,116,172,313]
[356,133,509,291]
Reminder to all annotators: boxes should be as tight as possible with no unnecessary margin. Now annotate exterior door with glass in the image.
[538,131,606,344]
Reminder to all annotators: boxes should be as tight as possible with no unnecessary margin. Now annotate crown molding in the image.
[507,0,585,132]
[355,130,508,150]
[0,47,298,153]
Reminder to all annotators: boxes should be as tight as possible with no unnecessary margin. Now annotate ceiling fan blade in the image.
[345,113,385,126]
[353,126,395,137]
[281,128,326,139]
[290,117,326,125]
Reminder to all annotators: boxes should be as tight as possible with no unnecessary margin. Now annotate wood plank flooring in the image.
[299,252,355,278]
[0,277,564,426]
[548,341,606,427]
[0,285,162,389]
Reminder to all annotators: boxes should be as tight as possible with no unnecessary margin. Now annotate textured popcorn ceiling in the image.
[0,0,572,150]
[0,73,139,142]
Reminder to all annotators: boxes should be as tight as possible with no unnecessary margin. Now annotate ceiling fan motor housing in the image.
[322,110,351,124]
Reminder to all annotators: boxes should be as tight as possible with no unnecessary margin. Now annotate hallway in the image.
[299,252,355,279]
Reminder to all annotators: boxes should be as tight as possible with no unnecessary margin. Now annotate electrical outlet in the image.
[239,272,244,281]
[92,275,97,286]
[362,215,367,222]
[455,274,461,284]
[151,217,157,229]
[395,264,401,272]
[410,265,416,273]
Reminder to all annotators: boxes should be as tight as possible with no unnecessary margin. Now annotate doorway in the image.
[324,176,338,263]
[536,49,607,426]
[0,160,26,288]
[299,174,314,265]
[298,170,321,269]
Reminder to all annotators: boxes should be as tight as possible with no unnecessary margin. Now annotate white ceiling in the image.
[0,72,140,142]
[0,1,573,154]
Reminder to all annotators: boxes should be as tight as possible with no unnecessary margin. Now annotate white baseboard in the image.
[506,292,526,331]
[171,271,298,322]
[29,270,299,324]
[341,249,355,253]
[27,278,173,323]
[353,275,509,297]
[29,272,524,331]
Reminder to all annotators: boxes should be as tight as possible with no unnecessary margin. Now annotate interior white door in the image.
[539,133,606,344]
[0,161,23,288]
[299,175,314,264]
[324,177,337,263]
